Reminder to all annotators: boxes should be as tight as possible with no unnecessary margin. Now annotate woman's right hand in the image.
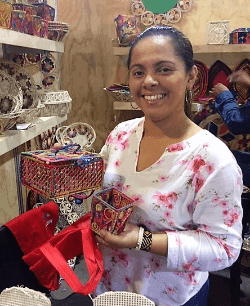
[228,69,250,87]
[210,83,229,98]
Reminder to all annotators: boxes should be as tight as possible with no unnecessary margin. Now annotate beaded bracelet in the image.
[135,226,144,250]
[140,229,152,252]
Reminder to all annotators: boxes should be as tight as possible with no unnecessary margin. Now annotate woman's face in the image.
[128,36,197,123]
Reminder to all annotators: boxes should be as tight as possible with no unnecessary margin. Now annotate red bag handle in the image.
[39,229,103,295]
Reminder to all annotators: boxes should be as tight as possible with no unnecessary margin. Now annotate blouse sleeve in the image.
[214,90,250,135]
[167,159,243,272]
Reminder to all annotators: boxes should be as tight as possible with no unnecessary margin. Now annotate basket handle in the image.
[73,190,95,200]
[52,144,81,155]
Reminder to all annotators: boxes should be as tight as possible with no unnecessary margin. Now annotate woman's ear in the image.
[187,65,198,89]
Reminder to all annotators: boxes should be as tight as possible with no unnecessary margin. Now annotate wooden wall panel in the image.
[57,0,250,152]
[0,151,19,226]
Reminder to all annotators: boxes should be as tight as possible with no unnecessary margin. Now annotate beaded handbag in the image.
[21,145,104,198]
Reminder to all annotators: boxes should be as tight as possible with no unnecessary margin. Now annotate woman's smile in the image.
[142,93,166,104]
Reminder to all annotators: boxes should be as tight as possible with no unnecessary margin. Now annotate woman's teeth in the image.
[144,94,165,102]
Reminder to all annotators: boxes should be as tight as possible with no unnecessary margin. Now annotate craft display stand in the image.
[0,4,67,225]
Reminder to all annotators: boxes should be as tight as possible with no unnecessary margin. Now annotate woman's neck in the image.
[143,114,195,140]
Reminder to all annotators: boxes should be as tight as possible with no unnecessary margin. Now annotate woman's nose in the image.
[142,73,158,88]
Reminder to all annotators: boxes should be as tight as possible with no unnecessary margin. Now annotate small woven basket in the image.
[104,88,134,102]
[38,90,71,103]
[40,100,72,117]
[93,291,155,306]
[0,286,51,306]
[0,110,25,134]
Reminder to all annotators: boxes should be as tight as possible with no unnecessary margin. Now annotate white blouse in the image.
[94,117,243,306]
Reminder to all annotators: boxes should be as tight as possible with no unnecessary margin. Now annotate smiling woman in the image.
[93,26,243,306]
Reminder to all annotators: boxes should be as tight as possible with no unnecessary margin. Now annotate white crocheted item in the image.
[93,291,155,306]
[0,286,51,306]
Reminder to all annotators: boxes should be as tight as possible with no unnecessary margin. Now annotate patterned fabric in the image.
[94,117,243,306]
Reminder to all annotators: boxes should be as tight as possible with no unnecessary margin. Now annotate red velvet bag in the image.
[5,201,104,295]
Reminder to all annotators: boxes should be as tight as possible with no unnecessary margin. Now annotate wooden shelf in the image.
[0,115,67,156]
[113,101,141,111]
[0,28,64,53]
[114,44,250,56]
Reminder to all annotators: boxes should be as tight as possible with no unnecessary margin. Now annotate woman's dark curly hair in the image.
[127,26,194,73]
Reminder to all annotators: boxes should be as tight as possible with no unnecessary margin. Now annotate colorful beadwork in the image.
[91,187,135,235]
[21,147,104,198]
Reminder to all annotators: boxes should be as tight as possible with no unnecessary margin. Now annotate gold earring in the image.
[130,100,139,110]
[185,89,193,104]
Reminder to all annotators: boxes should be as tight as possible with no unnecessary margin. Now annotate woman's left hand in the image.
[96,223,140,249]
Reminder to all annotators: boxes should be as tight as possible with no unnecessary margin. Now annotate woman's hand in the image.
[228,69,250,87]
[210,83,229,98]
[96,223,140,249]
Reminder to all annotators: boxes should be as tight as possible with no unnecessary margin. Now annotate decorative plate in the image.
[41,53,56,74]
[177,0,193,12]
[131,1,146,16]
[207,60,232,93]
[0,70,23,114]
[41,73,57,89]
[154,14,168,26]
[25,53,41,65]
[0,61,38,109]
[12,54,26,67]
[141,11,155,26]
[232,58,250,100]
[167,8,182,24]
[24,63,43,89]
[55,125,68,145]
[61,122,96,149]
[193,60,209,101]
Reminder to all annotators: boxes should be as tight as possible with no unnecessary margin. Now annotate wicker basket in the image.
[104,88,134,102]
[38,90,71,103]
[0,110,25,134]
[93,292,155,306]
[17,104,45,123]
[40,100,72,117]
[0,287,51,306]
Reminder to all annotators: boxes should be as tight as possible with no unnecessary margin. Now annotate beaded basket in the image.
[21,147,104,198]
[104,86,134,102]
[91,187,135,235]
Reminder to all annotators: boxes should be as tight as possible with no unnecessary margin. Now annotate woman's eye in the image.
[159,67,171,73]
[133,71,144,77]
